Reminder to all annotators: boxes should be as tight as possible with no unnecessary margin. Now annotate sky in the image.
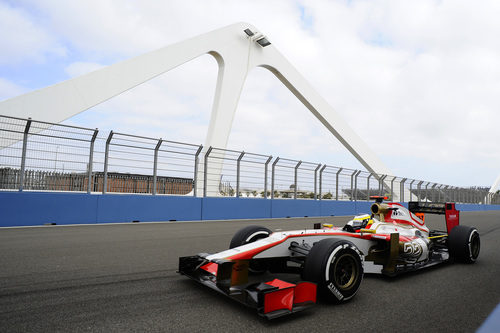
[0,0,499,188]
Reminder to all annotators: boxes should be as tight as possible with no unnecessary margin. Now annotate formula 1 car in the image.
[178,197,480,319]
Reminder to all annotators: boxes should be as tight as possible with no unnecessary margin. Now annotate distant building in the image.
[0,168,193,195]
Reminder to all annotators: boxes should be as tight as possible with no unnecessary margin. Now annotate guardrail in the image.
[1,115,498,204]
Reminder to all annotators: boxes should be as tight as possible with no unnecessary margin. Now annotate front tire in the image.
[229,225,272,273]
[448,225,480,263]
[302,239,364,303]
[229,225,272,248]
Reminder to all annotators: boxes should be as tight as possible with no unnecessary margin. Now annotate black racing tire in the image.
[229,225,272,249]
[229,225,272,274]
[302,238,363,303]
[448,225,480,264]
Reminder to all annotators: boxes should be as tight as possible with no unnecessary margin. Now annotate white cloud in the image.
[0,2,66,65]
[0,78,27,100]
[2,0,500,187]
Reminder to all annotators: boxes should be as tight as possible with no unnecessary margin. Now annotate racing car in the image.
[178,197,480,319]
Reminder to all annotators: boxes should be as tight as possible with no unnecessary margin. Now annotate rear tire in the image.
[302,239,363,303]
[229,225,272,274]
[448,225,480,263]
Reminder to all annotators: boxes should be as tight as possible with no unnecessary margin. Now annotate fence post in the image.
[430,183,437,202]
[336,168,343,200]
[193,145,203,197]
[378,174,382,195]
[400,178,407,202]
[236,151,245,198]
[354,170,361,201]
[19,118,32,192]
[87,128,98,194]
[294,160,302,199]
[379,175,387,196]
[103,131,114,194]
[366,173,373,201]
[314,164,321,200]
[409,180,415,201]
[443,185,449,202]
[203,146,213,197]
[350,170,357,201]
[417,181,423,202]
[319,164,327,200]
[264,155,272,199]
[152,138,163,195]
[271,157,280,199]
[425,182,430,202]
[390,176,396,201]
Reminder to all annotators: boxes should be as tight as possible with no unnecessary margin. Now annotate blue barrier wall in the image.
[1,191,499,227]
[202,197,271,220]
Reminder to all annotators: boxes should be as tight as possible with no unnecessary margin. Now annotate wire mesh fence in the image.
[0,115,499,204]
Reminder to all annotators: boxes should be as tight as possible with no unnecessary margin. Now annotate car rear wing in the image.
[408,202,459,233]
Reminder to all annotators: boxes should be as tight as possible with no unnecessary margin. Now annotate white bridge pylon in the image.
[488,174,500,204]
[0,22,397,199]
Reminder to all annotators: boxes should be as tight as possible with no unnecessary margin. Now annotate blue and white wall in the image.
[1,191,500,227]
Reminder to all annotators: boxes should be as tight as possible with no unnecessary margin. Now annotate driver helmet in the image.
[347,214,373,229]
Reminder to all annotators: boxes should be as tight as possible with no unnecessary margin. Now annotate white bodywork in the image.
[0,22,395,197]
[207,216,431,275]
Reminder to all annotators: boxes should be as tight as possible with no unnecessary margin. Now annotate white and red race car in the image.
[178,197,480,319]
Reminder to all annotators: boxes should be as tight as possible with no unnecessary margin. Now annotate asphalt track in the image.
[1,211,500,332]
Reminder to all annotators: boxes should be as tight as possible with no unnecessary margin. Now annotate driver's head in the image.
[350,214,373,229]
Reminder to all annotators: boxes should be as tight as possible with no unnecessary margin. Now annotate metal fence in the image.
[1,115,499,204]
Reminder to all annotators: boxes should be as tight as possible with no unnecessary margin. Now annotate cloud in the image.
[0,2,66,65]
[0,78,27,100]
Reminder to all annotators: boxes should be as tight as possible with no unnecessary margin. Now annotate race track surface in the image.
[1,211,499,332]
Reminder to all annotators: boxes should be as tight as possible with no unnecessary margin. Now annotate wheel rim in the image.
[470,233,480,259]
[245,231,269,244]
[332,253,358,290]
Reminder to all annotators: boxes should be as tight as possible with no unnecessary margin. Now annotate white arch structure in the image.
[490,175,500,194]
[0,22,396,197]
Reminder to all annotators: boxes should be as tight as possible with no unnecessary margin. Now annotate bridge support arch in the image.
[0,22,396,198]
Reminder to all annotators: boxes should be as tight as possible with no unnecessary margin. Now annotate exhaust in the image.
[371,203,390,221]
